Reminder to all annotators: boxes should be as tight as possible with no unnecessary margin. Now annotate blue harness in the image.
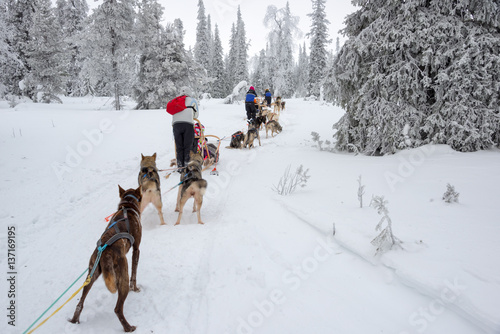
[96,194,140,250]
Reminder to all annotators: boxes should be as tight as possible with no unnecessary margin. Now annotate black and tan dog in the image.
[70,186,142,332]
[254,115,267,131]
[175,151,207,225]
[227,131,245,149]
[266,120,283,138]
[243,120,261,149]
[138,153,166,225]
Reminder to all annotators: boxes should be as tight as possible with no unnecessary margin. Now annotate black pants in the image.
[265,96,271,106]
[245,102,257,121]
[173,122,195,168]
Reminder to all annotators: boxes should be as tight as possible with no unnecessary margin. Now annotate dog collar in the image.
[123,194,140,202]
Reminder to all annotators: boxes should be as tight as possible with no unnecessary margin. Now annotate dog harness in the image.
[96,194,140,249]
[141,167,160,187]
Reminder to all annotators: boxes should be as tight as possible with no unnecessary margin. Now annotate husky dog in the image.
[70,186,142,332]
[266,120,283,138]
[243,120,261,149]
[254,115,267,130]
[273,97,282,112]
[227,131,245,149]
[175,151,207,225]
[138,153,166,225]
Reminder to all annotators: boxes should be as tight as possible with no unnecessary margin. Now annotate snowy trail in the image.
[1,97,498,334]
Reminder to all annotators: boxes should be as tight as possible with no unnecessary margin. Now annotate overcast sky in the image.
[86,0,358,58]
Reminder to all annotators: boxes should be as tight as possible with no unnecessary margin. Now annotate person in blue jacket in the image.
[264,88,272,107]
[245,86,258,121]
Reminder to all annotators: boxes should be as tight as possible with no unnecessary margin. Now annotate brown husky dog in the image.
[70,186,142,332]
[175,151,207,225]
[138,153,166,225]
[266,120,283,138]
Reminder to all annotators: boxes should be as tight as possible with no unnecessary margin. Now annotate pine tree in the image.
[194,0,210,72]
[234,6,248,85]
[0,0,19,97]
[55,0,88,96]
[250,49,269,93]
[294,42,309,98]
[307,0,330,97]
[333,0,500,154]
[264,2,300,97]
[79,0,136,109]
[132,0,166,109]
[7,0,36,97]
[210,24,226,98]
[24,0,65,103]
[226,23,237,88]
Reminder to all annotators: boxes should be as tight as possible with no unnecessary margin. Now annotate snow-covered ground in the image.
[1,97,499,334]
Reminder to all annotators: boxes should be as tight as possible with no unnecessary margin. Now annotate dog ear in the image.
[118,185,125,197]
[152,152,157,160]
[134,186,142,201]
[141,154,144,160]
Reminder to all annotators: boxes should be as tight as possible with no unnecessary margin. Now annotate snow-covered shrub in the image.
[442,184,459,204]
[370,196,402,255]
[273,165,310,196]
[357,175,365,208]
[311,132,335,152]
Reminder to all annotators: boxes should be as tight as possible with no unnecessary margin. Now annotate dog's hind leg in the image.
[175,186,182,212]
[69,251,101,324]
[195,194,204,225]
[175,195,190,225]
[114,257,136,332]
[153,192,166,225]
[129,246,141,292]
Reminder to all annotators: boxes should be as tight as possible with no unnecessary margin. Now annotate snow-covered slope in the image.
[0,97,499,334]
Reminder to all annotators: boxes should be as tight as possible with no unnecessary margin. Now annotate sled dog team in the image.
[70,88,283,332]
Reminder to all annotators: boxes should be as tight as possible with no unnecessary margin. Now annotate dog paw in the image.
[124,325,137,332]
[130,285,141,292]
[174,222,180,225]
[198,221,205,225]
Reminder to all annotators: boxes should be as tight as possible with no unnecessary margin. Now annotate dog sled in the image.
[194,118,221,175]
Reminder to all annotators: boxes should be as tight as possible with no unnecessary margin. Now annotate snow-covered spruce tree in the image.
[263,2,300,98]
[5,0,35,97]
[370,195,402,255]
[210,24,227,98]
[24,0,65,103]
[226,23,237,89]
[323,49,339,104]
[334,0,500,155]
[0,0,20,97]
[226,8,249,89]
[132,0,166,109]
[442,183,459,203]
[54,0,88,96]
[307,0,330,97]
[194,0,210,72]
[250,49,270,93]
[234,6,249,85]
[294,42,309,98]
[79,0,136,109]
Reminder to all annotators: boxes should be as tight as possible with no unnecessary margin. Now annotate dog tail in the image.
[101,253,117,294]
[199,179,207,196]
